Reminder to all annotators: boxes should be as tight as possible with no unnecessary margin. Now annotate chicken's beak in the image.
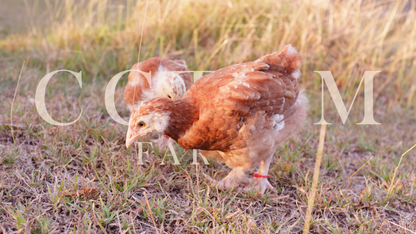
[125,127,142,148]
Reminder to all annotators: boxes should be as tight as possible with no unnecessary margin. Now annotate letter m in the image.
[314,71,381,125]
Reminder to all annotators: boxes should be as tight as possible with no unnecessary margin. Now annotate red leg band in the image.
[253,173,269,178]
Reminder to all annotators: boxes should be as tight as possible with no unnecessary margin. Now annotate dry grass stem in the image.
[303,123,327,233]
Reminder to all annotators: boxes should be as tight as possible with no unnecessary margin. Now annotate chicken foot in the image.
[202,167,251,191]
[245,155,277,194]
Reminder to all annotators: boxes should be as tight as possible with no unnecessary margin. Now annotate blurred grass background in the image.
[1,0,415,111]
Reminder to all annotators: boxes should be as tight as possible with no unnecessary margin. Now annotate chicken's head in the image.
[153,71,187,100]
[125,98,172,148]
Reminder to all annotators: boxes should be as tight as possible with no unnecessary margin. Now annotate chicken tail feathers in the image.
[255,44,302,79]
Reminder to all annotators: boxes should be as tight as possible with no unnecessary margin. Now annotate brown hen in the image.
[123,57,192,147]
[126,45,308,194]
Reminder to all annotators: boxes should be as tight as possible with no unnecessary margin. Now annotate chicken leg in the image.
[246,155,276,194]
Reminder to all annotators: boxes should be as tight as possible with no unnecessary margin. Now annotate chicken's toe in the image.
[246,178,276,194]
[202,168,251,190]
[215,177,240,190]
[201,171,218,184]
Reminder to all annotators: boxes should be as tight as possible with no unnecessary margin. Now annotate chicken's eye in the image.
[167,95,172,99]
[138,121,145,127]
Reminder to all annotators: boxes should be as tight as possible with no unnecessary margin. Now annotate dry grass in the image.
[1,0,416,233]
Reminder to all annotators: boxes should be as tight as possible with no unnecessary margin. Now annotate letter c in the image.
[35,70,83,126]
